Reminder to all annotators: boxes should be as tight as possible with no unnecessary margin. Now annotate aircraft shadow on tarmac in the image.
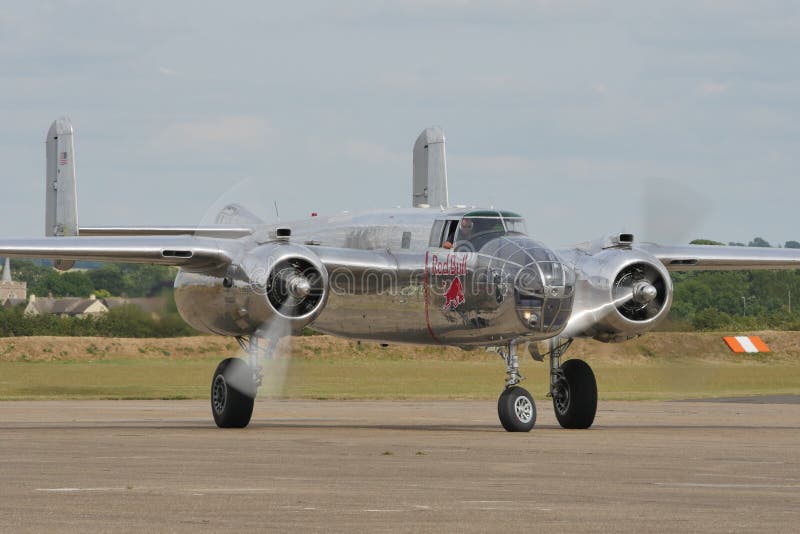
[2,421,799,431]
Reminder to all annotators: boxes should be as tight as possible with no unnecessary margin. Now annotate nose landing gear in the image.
[495,342,536,432]
[497,386,536,432]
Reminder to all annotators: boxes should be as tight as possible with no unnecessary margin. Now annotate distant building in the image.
[0,258,27,303]
[24,294,109,318]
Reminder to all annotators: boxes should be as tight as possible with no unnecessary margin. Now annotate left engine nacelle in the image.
[562,248,673,342]
[175,243,328,337]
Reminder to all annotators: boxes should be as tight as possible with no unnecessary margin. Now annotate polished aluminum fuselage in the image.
[174,208,574,346]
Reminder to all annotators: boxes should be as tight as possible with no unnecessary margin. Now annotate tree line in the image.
[0,304,196,337]
[2,261,194,337]
[11,260,175,298]
[662,237,800,331]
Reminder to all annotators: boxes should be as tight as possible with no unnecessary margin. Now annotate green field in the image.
[2,355,799,401]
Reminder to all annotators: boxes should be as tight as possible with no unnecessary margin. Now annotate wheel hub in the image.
[514,396,534,423]
[553,380,570,415]
[212,375,227,414]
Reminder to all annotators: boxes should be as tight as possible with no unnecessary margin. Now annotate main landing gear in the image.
[494,338,597,432]
[548,339,597,429]
[211,336,270,428]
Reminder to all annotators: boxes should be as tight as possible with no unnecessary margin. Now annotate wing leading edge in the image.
[0,236,236,272]
[638,243,800,271]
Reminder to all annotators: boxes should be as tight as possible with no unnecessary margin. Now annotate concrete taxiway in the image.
[1,399,799,533]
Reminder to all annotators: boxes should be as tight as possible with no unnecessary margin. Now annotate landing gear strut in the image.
[210,335,271,428]
[493,338,598,432]
[548,338,597,429]
[495,341,536,432]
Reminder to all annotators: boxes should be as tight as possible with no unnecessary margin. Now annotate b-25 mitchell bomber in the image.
[3,118,800,431]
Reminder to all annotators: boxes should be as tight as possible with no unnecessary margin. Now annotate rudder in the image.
[45,117,79,270]
[412,126,449,209]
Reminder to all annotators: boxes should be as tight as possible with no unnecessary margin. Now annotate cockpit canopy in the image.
[430,210,528,252]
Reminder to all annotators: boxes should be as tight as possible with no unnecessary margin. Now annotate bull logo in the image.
[442,277,465,311]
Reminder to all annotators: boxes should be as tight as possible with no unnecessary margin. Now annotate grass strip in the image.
[1,357,799,401]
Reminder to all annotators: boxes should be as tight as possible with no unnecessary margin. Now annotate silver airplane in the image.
[2,118,800,431]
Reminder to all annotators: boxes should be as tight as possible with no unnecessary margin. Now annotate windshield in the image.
[454,216,526,251]
[504,218,527,234]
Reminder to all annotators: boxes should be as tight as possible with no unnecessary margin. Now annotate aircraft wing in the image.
[638,243,800,271]
[0,236,236,272]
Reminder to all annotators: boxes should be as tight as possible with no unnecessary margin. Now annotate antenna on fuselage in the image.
[273,200,280,219]
[412,126,449,209]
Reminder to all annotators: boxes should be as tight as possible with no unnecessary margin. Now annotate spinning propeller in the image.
[613,262,668,321]
[198,178,301,399]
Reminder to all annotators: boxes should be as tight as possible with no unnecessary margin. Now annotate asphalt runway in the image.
[2,399,799,533]
[680,394,800,404]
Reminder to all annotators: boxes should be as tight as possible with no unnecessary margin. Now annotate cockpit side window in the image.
[443,220,459,248]
[429,219,460,248]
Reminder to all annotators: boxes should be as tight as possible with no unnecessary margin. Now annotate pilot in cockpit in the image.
[442,214,525,251]
[461,217,512,251]
[443,218,474,250]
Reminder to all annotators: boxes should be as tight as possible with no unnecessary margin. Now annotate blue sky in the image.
[1,1,798,246]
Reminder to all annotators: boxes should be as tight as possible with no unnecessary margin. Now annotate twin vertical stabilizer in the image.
[412,126,448,209]
[45,117,78,270]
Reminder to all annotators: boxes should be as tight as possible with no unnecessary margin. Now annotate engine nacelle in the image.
[175,243,328,336]
[562,248,673,342]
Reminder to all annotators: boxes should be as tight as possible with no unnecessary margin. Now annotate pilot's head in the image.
[459,218,474,236]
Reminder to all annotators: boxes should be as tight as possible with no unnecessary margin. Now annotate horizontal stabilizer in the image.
[79,226,252,238]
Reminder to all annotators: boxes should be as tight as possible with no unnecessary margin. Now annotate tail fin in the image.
[412,126,449,209]
[45,117,79,270]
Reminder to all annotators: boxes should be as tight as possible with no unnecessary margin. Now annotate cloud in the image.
[158,66,176,76]
[699,81,729,95]
[452,153,537,175]
[152,115,275,152]
[344,141,404,165]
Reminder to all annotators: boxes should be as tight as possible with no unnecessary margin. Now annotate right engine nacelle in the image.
[562,248,673,342]
[175,242,328,337]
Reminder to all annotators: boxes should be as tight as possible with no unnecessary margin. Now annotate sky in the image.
[0,1,798,247]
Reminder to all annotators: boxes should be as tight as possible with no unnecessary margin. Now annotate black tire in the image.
[497,386,536,432]
[552,359,597,429]
[211,358,256,428]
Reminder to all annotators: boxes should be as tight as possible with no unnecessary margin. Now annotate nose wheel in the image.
[495,341,536,432]
[497,386,536,432]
